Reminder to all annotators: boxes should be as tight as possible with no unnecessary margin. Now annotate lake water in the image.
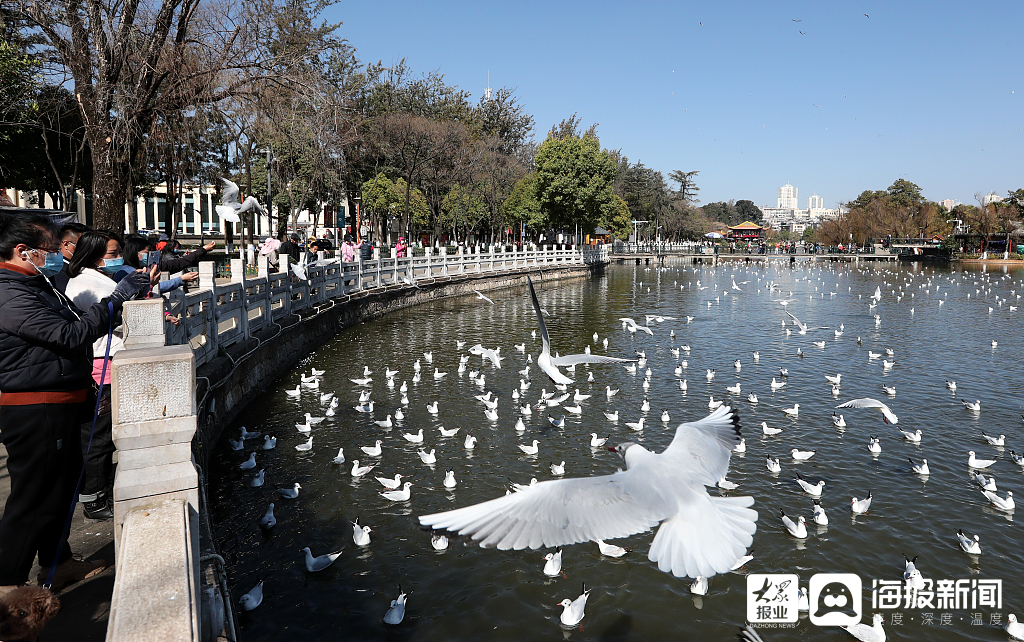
[210,258,1024,641]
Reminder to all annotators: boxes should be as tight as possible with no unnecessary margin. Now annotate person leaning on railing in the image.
[0,212,150,594]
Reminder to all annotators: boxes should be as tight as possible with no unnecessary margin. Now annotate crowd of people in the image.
[0,212,214,595]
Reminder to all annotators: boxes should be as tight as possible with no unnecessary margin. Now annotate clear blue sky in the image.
[326,0,1023,209]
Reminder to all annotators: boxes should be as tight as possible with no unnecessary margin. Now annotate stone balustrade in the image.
[159,244,608,367]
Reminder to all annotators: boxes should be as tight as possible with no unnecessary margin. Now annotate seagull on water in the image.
[259,503,276,528]
[851,493,873,514]
[518,440,540,455]
[766,456,782,473]
[239,579,264,611]
[380,482,413,502]
[962,399,981,411]
[791,448,814,460]
[332,447,345,464]
[239,453,256,470]
[795,473,824,495]
[982,433,1005,446]
[973,472,996,491]
[526,277,634,384]
[302,547,342,572]
[543,548,563,576]
[968,451,996,468]
[352,518,372,546]
[812,499,828,525]
[558,584,592,626]
[956,529,981,554]
[841,613,885,642]
[867,437,881,454]
[376,473,404,489]
[277,483,301,499]
[910,458,930,475]
[351,460,375,477]
[780,510,807,538]
[419,406,756,579]
[595,539,630,557]
[383,588,407,625]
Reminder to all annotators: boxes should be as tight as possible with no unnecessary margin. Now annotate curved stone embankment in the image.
[193,264,600,469]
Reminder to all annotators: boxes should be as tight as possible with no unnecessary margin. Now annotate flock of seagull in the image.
[225,260,1022,640]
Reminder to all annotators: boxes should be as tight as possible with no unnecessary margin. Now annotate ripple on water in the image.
[211,261,1024,641]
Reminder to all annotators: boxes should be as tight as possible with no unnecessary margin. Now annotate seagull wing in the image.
[215,205,241,223]
[220,177,241,207]
[238,195,265,215]
[419,467,671,549]
[662,405,742,487]
[550,353,636,367]
[837,398,898,423]
[292,263,307,281]
[527,276,552,356]
[473,289,494,304]
[421,406,756,577]
[785,310,806,330]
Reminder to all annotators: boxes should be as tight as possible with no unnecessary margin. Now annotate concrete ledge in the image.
[113,416,197,451]
[117,442,194,471]
[107,499,199,642]
[114,461,198,503]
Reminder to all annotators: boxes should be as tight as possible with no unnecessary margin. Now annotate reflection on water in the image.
[211,260,1024,641]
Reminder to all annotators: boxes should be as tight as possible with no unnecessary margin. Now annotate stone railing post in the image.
[122,298,166,348]
[108,343,199,639]
[441,246,448,277]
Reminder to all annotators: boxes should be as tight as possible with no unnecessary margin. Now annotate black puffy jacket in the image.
[0,263,114,393]
[159,247,209,273]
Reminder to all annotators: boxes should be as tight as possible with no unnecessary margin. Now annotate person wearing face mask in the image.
[51,222,89,293]
[0,212,149,593]
[115,234,198,294]
[65,231,158,520]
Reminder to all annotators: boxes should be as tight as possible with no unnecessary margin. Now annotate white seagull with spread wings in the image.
[785,310,828,334]
[216,177,264,223]
[419,405,757,579]
[525,276,634,384]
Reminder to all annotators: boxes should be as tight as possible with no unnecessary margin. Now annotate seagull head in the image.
[610,442,638,459]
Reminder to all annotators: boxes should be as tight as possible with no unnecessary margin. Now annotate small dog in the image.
[0,586,60,641]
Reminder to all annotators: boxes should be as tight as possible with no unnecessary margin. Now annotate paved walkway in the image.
[0,443,114,641]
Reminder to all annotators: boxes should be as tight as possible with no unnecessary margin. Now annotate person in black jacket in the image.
[0,212,149,593]
[158,239,216,274]
[279,233,301,266]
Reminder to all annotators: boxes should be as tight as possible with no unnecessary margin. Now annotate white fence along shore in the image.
[159,245,609,367]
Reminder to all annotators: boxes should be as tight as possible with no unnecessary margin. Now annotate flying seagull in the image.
[419,405,757,579]
[473,289,494,304]
[526,276,634,384]
[216,177,264,223]
[837,398,899,424]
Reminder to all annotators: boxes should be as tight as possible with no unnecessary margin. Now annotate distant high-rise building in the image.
[778,184,799,209]
[939,198,957,211]
[982,192,1003,206]
[807,194,824,210]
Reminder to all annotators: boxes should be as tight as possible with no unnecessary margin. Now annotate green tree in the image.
[441,182,487,237]
[600,194,632,240]
[502,172,545,234]
[534,131,616,231]
[668,169,700,203]
[887,179,923,207]
[735,199,761,223]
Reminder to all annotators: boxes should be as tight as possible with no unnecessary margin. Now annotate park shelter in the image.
[727,221,765,240]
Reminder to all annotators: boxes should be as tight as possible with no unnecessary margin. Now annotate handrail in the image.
[159,245,609,367]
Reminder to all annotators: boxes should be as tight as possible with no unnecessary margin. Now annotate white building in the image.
[982,192,1003,206]
[758,184,842,235]
[778,184,799,209]
[3,184,351,239]
[939,198,958,211]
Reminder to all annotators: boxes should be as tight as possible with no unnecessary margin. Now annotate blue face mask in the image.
[138,252,148,264]
[100,257,124,274]
[26,249,64,278]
